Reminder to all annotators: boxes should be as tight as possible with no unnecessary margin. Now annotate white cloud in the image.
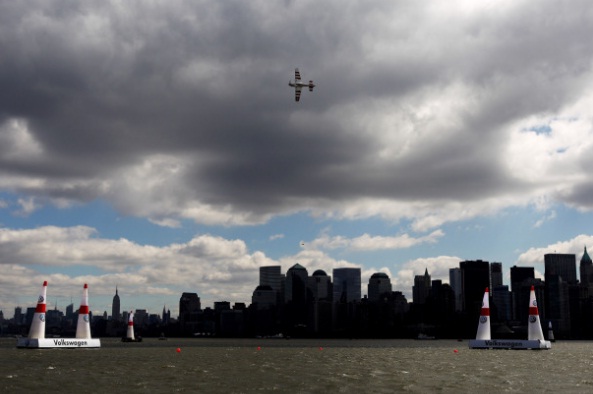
[515,234,593,268]
[309,230,444,251]
[15,197,40,217]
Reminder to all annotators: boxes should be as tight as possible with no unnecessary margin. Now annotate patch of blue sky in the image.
[524,124,552,135]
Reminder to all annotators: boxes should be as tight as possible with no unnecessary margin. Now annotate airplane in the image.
[288,68,315,102]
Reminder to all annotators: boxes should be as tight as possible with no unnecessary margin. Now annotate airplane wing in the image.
[295,86,302,102]
[294,68,301,82]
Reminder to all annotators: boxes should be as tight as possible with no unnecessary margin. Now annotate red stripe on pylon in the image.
[529,306,538,315]
[480,308,490,316]
[79,305,89,314]
[35,304,46,313]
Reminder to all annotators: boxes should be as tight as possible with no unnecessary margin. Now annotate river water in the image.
[1,338,592,393]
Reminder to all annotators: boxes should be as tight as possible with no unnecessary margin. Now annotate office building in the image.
[460,260,490,314]
[413,268,431,305]
[367,272,392,302]
[544,253,577,284]
[308,270,332,302]
[510,266,535,321]
[332,268,361,303]
[491,262,503,288]
[580,247,593,288]
[449,268,462,312]
[112,286,121,322]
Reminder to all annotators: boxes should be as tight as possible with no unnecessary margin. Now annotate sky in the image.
[2,0,593,318]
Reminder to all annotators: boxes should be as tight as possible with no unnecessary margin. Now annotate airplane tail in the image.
[309,81,315,92]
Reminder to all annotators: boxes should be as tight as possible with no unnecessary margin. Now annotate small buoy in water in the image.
[453,349,458,353]
[257,346,261,351]
[176,348,181,353]
[319,347,323,350]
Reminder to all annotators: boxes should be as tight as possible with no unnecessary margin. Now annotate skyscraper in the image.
[285,263,308,304]
[490,262,503,288]
[544,253,577,284]
[308,270,332,302]
[580,247,593,288]
[112,286,121,322]
[179,292,201,326]
[260,265,284,305]
[260,266,283,293]
[460,260,490,314]
[449,268,462,312]
[332,268,361,303]
[367,272,392,302]
[413,268,431,305]
[510,265,535,321]
[545,254,576,337]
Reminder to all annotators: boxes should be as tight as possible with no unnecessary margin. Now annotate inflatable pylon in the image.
[548,321,555,342]
[528,285,545,341]
[126,311,135,340]
[28,281,48,339]
[475,287,491,340]
[76,284,91,339]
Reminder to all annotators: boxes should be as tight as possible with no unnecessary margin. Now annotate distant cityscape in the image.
[1,249,592,339]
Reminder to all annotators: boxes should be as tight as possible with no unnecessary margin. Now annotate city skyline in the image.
[2,2,593,317]
[3,248,591,321]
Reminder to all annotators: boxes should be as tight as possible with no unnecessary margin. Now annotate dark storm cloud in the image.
[2,0,593,225]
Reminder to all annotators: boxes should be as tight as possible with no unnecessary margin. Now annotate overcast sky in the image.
[2,0,593,317]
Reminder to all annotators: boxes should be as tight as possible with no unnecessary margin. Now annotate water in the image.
[1,338,593,393]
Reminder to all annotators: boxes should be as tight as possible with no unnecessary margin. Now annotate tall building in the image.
[413,268,431,305]
[367,272,392,302]
[14,306,23,325]
[460,260,490,314]
[332,268,361,303]
[491,285,511,322]
[285,263,309,329]
[544,253,577,284]
[285,263,308,304]
[308,270,332,302]
[260,265,285,306]
[112,286,121,322]
[580,247,593,288]
[179,292,201,326]
[307,270,333,334]
[545,253,576,337]
[162,305,171,324]
[449,268,462,312]
[490,262,503,288]
[510,266,534,321]
[260,266,283,293]
[251,285,277,309]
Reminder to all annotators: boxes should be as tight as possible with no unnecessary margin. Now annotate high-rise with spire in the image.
[580,247,593,288]
[412,268,431,305]
[112,286,121,322]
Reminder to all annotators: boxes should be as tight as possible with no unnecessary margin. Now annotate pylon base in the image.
[469,339,551,350]
[17,338,101,348]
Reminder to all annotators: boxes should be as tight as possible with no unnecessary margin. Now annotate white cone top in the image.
[475,287,491,340]
[28,281,48,339]
[528,285,545,341]
[76,283,92,339]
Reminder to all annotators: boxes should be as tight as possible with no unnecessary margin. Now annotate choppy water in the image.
[2,338,593,393]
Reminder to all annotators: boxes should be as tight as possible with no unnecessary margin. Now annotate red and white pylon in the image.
[28,281,48,339]
[475,287,491,340]
[126,311,135,340]
[76,284,92,339]
[528,285,545,341]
